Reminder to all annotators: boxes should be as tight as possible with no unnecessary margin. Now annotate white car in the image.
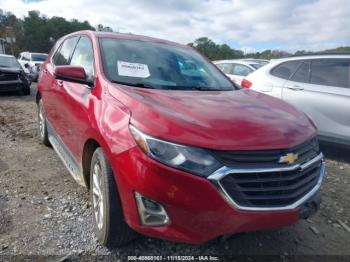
[243,54,350,146]
[18,52,48,81]
[214,59,267,86]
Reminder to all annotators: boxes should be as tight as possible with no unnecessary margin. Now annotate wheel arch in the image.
[82,138,101,189]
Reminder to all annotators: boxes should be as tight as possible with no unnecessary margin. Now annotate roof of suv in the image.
[274,54,350,63]
[69,30,185,48]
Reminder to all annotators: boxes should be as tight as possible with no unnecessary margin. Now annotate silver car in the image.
[245,54,350,146]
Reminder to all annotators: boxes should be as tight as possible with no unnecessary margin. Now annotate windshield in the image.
[31,54,48,62]
[99,38,235,91]
[0,56,21,69]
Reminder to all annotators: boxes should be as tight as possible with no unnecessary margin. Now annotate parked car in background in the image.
[37,31,324,247]
[0,54,31,95]
[242,58,269,67]
[18,52,48,81]
[214,59,267,86]
[243,54,350,147]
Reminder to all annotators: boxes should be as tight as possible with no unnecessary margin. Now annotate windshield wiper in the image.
[111,80,156,89]
[177,86,223,91]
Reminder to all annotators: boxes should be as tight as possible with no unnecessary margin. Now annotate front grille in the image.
[211,137,323,209]
[211,137,319,168]
[220,161,322,208]
[0,73,19,81]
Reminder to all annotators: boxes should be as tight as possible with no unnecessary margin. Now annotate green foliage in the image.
[191,37,293,60]
[192,37,350,61]
[0,9,96,55]
[192,37,244,60]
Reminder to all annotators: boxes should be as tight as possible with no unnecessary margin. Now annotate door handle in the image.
[286,85,304,91]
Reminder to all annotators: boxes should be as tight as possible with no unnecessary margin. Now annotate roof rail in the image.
[289,52,350,57]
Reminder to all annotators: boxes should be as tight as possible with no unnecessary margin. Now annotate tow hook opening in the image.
[299,193,321,220]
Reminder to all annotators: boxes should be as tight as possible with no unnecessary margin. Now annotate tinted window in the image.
[250,63,263,69]
[271,61,301,80]
[99,38,235,91]
[70,36,94,81]
[232,64,253,76]
[290,61,310,83]
[310,59,349,88]
[53,37,79,66]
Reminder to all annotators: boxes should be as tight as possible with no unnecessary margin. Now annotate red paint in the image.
[38,31,317,244]
[54,65,87,81]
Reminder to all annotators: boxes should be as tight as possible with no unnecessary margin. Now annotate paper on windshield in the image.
[117,61,150,78]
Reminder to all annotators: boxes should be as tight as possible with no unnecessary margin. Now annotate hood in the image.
[108,84,316,151]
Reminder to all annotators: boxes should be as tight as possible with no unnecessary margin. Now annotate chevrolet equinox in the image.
[37,31,325,247]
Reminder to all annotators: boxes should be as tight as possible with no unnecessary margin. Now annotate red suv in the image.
[37,31,325,247]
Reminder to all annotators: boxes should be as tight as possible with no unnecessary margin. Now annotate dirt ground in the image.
[0,84,350,261]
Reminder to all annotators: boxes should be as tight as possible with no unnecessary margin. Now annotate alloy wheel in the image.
[92,162,104,230]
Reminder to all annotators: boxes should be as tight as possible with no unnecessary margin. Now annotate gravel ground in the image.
[0,84,349,261]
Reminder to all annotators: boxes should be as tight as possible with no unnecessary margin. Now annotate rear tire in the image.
[90,148,135,248]
[38,99,50,146]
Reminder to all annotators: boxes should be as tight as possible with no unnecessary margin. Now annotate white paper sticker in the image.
[117,61,150,78]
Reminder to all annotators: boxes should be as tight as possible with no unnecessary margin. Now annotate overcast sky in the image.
[1,0,349,53]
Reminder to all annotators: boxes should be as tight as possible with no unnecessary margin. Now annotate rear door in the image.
[282,58,350,143]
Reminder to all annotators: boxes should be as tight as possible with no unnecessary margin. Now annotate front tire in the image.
[22,85,30,96]
[90,148,135,247]
[38,99,50,146]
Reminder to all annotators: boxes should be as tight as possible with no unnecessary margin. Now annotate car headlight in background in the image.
[130,125,222,177]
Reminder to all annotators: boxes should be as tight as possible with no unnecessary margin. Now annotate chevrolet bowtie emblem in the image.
[279,153,299,165]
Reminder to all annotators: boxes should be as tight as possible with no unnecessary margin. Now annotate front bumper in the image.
[112,146,324,244]
[0,80,26,92]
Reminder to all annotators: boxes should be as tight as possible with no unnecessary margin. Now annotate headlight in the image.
[130,125,222,177]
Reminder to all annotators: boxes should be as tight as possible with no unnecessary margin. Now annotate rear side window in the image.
[271,61,301,80]
[232,64,253,76]
[310,59,349,88]
[290,61,310,83]
[216,63,233,74]
[53,36,79,66]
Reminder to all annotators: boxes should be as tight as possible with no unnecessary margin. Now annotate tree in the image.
[0,9,98,55]
[97,24,113,32]
[192,37,243,60]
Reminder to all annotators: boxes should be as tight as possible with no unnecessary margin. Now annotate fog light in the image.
[134,192,170,226]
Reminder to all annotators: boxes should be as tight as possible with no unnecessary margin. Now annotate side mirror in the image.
[54,66,93,86]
